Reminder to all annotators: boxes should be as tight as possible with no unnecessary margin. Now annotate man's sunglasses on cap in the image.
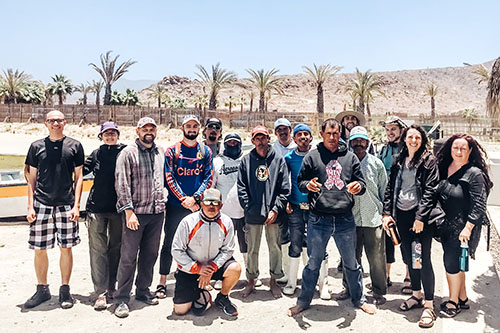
[202,200,221,206]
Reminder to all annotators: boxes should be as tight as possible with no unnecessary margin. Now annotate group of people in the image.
[22,109,492,329]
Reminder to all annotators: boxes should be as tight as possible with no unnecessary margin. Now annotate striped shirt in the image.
[352,153,387,227]
[115,139,166,214]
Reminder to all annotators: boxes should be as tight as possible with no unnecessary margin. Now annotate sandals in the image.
[459,297,470,310]
[400,295,424,311]
[155,284,167,299]
[401,278,412,295]
[439,300,461,318]
[419,307,437,328]
[192,289,212,316]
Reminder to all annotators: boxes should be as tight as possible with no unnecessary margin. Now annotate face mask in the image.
[224,143,241,159]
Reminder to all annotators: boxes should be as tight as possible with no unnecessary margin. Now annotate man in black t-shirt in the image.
[23,110,85,310]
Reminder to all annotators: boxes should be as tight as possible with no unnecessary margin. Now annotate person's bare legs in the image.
[34,250,49,284]
[458,272,468,301]
[59,247,73,285]
[159,274,167,286]
[221,262,241,295]
[269,277,282,299]
[445,272,464,309]
[287,304,306,317]
[173,302,192,315]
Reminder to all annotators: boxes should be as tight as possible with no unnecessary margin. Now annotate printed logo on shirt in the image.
[256,165,269,182]
[324,160,344,190]
[219,164,239,175]
[177,165,203,176]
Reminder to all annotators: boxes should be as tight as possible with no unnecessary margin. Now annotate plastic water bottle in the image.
[460,241,469,272]
[411,239,422,269]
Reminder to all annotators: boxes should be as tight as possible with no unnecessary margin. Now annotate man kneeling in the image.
[172,188,241,316]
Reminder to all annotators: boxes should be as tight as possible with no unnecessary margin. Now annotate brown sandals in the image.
[418,307,437,328]
[399,295,424,311]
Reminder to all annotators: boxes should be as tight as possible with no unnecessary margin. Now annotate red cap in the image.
[251,125,269,138]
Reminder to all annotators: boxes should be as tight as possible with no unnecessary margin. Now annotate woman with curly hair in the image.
[382,124,440,328]
[435,134,492,318]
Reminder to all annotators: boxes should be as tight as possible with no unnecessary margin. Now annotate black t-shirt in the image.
[25,136,85,206]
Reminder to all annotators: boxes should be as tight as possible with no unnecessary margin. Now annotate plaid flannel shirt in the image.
[115,139,166,214]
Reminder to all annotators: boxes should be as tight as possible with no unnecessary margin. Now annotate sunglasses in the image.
[46,118,65,124]
[207,124,221,130]
[202,200,220,206]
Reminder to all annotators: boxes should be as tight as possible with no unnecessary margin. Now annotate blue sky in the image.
[2,0,499,85]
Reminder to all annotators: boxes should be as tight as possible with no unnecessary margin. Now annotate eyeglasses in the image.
[202,200,220,206]
[102,131,118,136]
[452,147,469,152]
[46,118,65,124]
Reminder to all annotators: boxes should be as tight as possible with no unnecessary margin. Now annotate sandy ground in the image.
[0,211,499,333]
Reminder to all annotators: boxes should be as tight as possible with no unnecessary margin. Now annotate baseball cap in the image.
[251,125,270,138]
[203,188,222,202]
[182,115,201,126]
[380,115,408,128]
[293,123,311,136]
[137,117,157,128]
[224,133,242,143]
[99,121,119,135]
[349,126,369,141]
[205,117,222,129]
[274,118,292,130]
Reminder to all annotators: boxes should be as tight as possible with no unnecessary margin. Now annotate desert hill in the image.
[138,60,494,116]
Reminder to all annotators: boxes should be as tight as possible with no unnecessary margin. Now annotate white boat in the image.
[0,170,92,219]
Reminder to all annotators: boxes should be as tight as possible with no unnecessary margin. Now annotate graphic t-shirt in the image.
[25,136,85,206]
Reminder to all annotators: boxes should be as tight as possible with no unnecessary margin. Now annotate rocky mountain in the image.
[138,60,494,116]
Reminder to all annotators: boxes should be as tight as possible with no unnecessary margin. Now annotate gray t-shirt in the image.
[396,163,419,211]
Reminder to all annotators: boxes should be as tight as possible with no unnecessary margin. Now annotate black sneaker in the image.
[59,285,74,309]
[135,292,159,305]
[24,284,51,308]
[215,293,238,316]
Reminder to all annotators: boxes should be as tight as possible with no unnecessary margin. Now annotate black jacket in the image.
[298,141,366,216]
[237,145,290,224]
[383,151,440,223]
[84,143,126,213]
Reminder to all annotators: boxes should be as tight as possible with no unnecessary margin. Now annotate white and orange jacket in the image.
[172,211,235,274]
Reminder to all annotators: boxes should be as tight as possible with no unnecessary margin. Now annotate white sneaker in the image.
[114,302,129,318]
[214,280,223,290]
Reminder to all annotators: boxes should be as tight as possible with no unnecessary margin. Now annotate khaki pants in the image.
[245,223,284,280]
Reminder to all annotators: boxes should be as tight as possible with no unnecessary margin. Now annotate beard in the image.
[184,130,198,140]
[208,134,218,141]
[141,134,155,144]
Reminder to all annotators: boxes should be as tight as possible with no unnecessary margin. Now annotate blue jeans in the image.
[287,204,309,258]
[298,212,365,308]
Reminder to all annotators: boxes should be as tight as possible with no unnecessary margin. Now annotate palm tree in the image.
[473,64,490,85]
[48,74,73,105]
[90,80,104,106]
[195,63,237,110]
[89,51,137,105]
[344,68,385,116]
[224,95,238,113]
[487,57,500,125]
[426,83,439,118]
[74,83,92,105]
[147,84,168,108]
[245,68,283,113]
[462,108,477,132]
[0,69,32,104]
[303,63,342,113]
[123,89,139,106]
[19,81,46,105]
[238,95,247,113]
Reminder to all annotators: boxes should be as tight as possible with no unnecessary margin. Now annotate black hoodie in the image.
[237,144,290,224]
[84,143,127,213]
[298,141,366,216]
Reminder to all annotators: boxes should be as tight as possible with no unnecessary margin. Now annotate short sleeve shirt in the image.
[25,136,85,206]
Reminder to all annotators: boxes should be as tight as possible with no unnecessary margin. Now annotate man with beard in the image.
[237,125,290,299]
[157,115,213,298]
[344,126,388,305]
[24,110,84,310]
[113,117,166,318]
[203,117,223,156]
[272,118,296,284]
[212,133,245,290]
[377,115,410,293]
[288,118,376,317]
